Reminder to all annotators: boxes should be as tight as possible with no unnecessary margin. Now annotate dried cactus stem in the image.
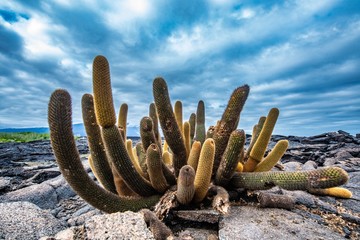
[176,165,195,205]
[48,89,159,213]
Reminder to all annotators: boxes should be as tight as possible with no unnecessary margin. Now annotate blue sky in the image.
[0,0,359,136]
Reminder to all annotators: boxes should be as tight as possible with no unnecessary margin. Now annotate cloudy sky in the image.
[0,0,359,136]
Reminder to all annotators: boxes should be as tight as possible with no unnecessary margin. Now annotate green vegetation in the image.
[0,132,50,143]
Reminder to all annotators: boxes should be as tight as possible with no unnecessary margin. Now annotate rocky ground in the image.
[0,131,359,239]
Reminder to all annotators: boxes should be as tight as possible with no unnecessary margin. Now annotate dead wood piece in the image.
[208,185,230,215]
[173,209,221,224]
[154,189,178,220]
[141,209,174,240]
[257,192,295,210]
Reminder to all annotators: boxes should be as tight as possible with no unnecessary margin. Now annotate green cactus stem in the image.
[149,103,161,143]
[140,116,175,185]
[176,165,196,205]
[174,100,183,135]
[230,167,349,190]
[215,129,246,186]
[193,138,215,203]
[254,139,289,172]
[194,100,206,145]
[48,89,159,213]
[146,144,170,193]
[183,121,191,158]
[81,93,117,193]
[189,113,196,141]
[102,125,156,196]
[92,55,117,127]
[117,103,128,140]
[153,77,187,177]
[212,85,249,175]
[244,108,279,172]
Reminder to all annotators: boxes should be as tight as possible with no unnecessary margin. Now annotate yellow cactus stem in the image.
[81,93,116,193]
[163,140,169,153]
[236,162,244,172]
[215,129,246,186]
[183,121,191,158]
[193,138,215,203]
[245,116,266,160]
[162,151,172,165]
[187,140,201,172]
[308,187,352,199]
[153,77,187,177]
[126,139,144,177]
[230,167,349,190]
[140,116,162,153]
[194,100,206,145]
[117,103,128,140]
[48,89,159,213]
[176,165,196,205]
[254,139,289,172]
[146,144,169,193]
[92,55,116,128]
[243,108,279,172]
[149,103,161,143]
[189,113,196,142]
[174,100,183,135]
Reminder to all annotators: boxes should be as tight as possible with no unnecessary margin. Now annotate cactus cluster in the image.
[48,55,351,214]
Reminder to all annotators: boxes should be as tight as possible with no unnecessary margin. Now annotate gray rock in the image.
[84,211,155,239]
[219,206,345,240]
[0,175,75,209]
[0,201,66,240]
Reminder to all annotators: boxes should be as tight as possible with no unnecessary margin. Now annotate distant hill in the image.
[0,123,141,137]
